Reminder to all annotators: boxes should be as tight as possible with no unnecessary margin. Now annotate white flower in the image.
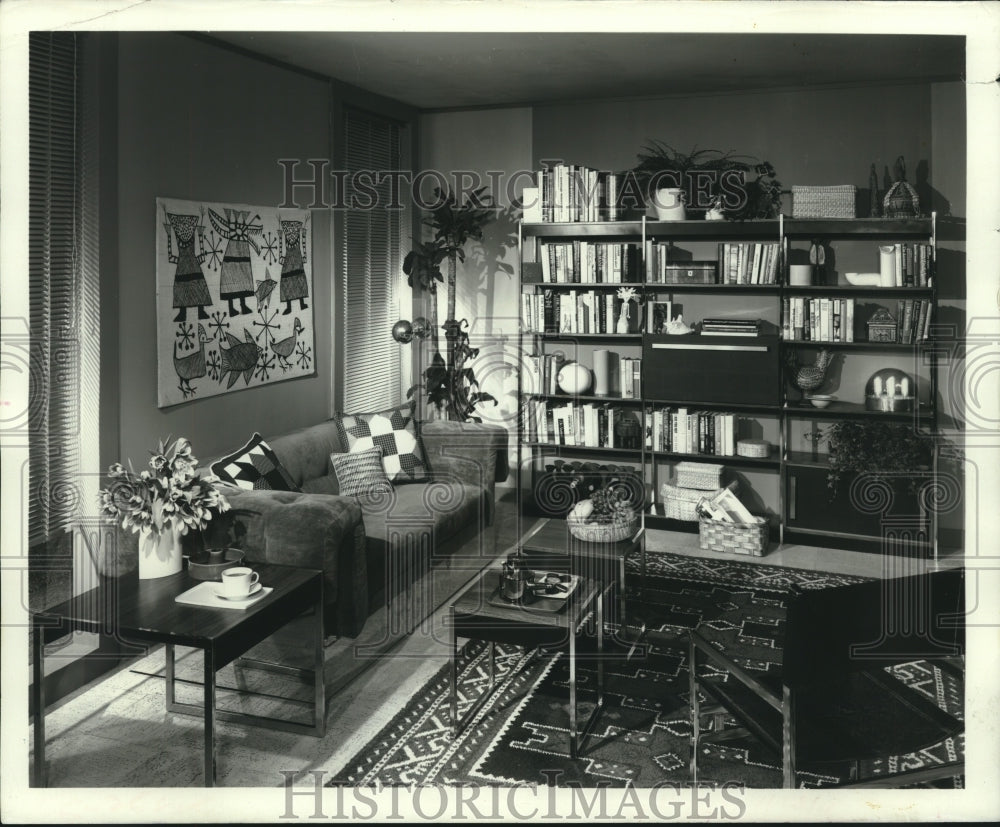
[617,286,637,303]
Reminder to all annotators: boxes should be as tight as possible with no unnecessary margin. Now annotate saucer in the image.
[216,582,262,601]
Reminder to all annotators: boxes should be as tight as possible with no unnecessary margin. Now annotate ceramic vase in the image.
[652,187,686,221]
[138,524,184,579]
[592,349,612,396]
[616,306,631,334]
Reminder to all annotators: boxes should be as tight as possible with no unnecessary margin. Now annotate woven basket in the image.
[792,185,857,219]
[567,514,638,543]
[737,439,771,459]
[675,461,724,490]
[698,515,769,556]
[661,482,731,521]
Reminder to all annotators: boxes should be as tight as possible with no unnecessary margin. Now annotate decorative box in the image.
[661,482,731,522]
[675,461,724,490]
[737,439,771,458]
[698,515,769,556]
[663,262,717,285]
[791,185,857,219]
[866,307,897,343]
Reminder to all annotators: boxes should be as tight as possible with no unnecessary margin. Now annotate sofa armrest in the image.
[218,487,368,637]
[420,421,508,525]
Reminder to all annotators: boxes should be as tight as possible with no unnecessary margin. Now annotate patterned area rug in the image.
[330,552,964,789]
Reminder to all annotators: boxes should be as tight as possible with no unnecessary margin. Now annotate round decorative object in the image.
[138,525,184,580]
[567,514,638,543]
[806,394,837,409]
[557,362,592,395]
[391,319,414,344]
[187,547,245,581]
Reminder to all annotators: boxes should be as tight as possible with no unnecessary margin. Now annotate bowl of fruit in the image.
[566,485,639,543]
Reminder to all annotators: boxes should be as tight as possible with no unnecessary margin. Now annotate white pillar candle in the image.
[873,376,883,395]
[887,376,896,396]
[901,377,909,397]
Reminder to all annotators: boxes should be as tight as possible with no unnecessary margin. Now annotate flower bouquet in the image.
[100,436,230,578]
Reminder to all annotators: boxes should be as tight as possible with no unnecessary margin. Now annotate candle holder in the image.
[865,367,915,412]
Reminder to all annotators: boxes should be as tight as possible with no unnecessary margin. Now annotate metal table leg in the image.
[32,620,46,787]
[312,587,326,734]
[450,633,498,737]
[204,647,216,787]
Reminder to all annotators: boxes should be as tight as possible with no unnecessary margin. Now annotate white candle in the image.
[873,376,883,395]
[901,377,909,397]
[887,376,896,396]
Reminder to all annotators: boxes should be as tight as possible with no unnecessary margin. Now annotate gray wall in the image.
[113,34,334,464]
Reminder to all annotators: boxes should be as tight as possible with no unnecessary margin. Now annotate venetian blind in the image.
[341,107,403,412]
[28,32,100,546]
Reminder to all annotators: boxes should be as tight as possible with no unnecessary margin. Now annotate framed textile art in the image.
[155,197,315,407]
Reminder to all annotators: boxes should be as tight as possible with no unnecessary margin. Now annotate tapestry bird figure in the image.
[219,329,263,389]
[270,317,304,369]
[173,324,213,397]
[787,348,834,394]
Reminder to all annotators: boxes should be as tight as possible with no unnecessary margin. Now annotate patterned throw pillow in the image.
[334,404,428,483]
[329,448,392,497]
[210,433,300,492]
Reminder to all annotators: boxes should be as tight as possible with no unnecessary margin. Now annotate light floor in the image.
[28,500,961,788]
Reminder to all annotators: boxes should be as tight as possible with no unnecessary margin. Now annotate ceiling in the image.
[211,32,964,110]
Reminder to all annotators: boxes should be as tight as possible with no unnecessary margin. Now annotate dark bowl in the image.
[186,548,245,581]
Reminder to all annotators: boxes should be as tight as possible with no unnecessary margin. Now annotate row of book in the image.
[891,298,934,343]
[521,289,643,335]
[524,400,635,447]
[538,241,642,283]
[880,242,934,287]
[533,164,623,223]
[646,408,743,456]
[522,354,643,399]
[782,297,856,342]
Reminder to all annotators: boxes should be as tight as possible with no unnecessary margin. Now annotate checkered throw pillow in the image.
[334,404,428,483]
[210,433,300,492]
[329,448,392,497]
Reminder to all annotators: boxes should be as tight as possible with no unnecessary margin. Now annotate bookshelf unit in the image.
[516,213,960,559]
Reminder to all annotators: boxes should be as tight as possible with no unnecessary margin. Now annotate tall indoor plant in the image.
[401,186,514,422]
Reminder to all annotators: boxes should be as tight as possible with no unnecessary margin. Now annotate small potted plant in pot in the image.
[628,141,782,221]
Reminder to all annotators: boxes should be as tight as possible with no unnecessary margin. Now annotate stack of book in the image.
[880,242,934,287]
[533,164,622,222]
[894,298,933,343]
[700,318,761,337]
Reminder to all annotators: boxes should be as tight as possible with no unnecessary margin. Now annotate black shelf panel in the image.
[523,393,644,405]
[537,333,644,340]
[784,218,933,238]
[646,219,782,239]
[782,401,935,422]
[782,285,933,298]
[784,450,935,470]
[650,450,780,469]
[780,339,930,351]
[644,283,781,294]
[522,441,643,458]
[522,221,644,238]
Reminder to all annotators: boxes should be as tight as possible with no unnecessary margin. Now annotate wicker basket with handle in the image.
[698,515,769,556]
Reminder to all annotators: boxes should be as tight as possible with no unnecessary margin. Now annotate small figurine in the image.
[705,196,726,221]
[666,314,693,335]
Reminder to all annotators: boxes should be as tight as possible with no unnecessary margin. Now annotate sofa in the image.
[203,417,508,638]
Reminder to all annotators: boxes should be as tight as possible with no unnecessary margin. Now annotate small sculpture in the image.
[665,314,693,335]
[616,286,638,334]
[787,348,834,394]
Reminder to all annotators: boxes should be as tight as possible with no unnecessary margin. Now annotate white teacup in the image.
[220,566,259,597]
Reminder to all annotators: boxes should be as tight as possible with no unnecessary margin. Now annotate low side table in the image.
[519,518,645,632]
[31,563,324,787]
[449,568,606,759]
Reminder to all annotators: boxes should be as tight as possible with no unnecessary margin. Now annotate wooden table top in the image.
[520,518,644,560]
[33,563,321,648]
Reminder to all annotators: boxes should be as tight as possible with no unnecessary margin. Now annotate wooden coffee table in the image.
[31,562,324,787]
[449,567,606,758]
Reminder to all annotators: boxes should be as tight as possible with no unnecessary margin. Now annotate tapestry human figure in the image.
[209,207,263,316]
[164,210,211,322]
[278,218,309,315]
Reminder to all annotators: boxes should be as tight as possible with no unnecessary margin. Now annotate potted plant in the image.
[99,436,231,579]
[628,141,782,221]
[805,421,934,498]
[399,186,517,422]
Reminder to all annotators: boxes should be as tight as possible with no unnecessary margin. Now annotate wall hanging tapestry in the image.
[156,197,314,408]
